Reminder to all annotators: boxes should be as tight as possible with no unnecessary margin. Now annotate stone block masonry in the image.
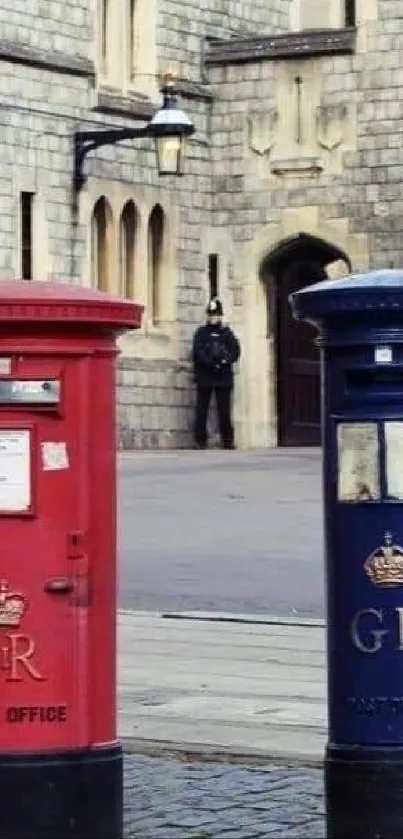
[117,359,196,450]
[0,0,285,449]
[207,0,403,271]
[2,0,403,449]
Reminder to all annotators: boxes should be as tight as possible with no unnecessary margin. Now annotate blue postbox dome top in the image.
[290,269,403,324]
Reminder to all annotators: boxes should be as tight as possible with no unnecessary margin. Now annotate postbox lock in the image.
[44,577,73,594]
[67,531,85,559]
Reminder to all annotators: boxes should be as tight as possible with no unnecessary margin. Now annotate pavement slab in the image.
[118,611,327,763]
[118,451,327,835]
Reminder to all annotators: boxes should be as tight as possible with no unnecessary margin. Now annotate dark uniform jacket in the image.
[192,323,241,389]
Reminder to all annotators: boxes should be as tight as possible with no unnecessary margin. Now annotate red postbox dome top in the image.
[0,280,143,328]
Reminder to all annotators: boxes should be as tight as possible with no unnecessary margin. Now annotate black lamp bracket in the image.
[74,126,149,192]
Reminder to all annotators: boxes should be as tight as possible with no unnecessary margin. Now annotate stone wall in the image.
[158,0,290,85]
[0,0,91,53]
[117,0,292,448]
[117,359,194,450]
[0,0,288,449]
[202,0,403,447]
[207,0,403,271]
[2,0,403,449]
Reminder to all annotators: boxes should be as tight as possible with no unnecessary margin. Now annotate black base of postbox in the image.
[326,744,403,839]
[0,742,123,839]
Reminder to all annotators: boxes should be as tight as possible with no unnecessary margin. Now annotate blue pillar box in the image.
[290,270,403,839]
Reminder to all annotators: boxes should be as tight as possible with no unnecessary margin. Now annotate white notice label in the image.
[375,346,393,364]
[385,422,403,500]
[0,358,11,375]
[337,422,380,502]
[41,441,69,472]
[0,430,31,512]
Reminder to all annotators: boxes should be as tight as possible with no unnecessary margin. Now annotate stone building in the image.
[0,0,400,448]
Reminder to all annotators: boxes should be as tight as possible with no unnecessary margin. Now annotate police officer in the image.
[192,298,241,449]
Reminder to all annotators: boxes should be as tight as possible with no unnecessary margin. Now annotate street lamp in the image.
[73,73,195,192]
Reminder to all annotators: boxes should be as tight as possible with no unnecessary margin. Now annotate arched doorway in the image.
[261,233,351,447]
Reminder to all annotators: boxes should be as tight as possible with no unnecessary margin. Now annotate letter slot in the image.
[346,366,403,398]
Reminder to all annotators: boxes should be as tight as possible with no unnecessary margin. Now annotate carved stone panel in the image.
[248,108,278,156]
[316,104,348,151]
[245,61,357,179]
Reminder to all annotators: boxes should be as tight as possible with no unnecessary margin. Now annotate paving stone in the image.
[123,755,325,838]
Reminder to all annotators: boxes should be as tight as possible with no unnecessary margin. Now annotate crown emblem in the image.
[0,581,28,627]
[364,532,403,588]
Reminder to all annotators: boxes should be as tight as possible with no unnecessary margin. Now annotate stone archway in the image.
[230,207,369,449]
[261,233,351,446]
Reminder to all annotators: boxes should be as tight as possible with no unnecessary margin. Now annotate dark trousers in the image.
[195,385,234,448]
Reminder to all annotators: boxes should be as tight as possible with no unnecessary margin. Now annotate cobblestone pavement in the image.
[123,755,325,838]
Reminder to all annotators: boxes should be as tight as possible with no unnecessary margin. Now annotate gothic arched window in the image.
[91,197,113,291]
[128,0,137,81]
[148,204,165,325]
[345,0,356,26]
[99,0,111,77]
[119,200,138,298]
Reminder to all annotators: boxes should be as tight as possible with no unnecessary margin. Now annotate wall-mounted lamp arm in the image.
[73,74,194,197]
[74,126,149,192]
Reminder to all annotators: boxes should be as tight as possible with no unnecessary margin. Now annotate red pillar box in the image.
[0,281,142,839]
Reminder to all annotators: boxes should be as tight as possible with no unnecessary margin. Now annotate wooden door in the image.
[276,260,321,446]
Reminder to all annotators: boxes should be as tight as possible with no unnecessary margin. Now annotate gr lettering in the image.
[0,634,46,681]
[351,608,403,654]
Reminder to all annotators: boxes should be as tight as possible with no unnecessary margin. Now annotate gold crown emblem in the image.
[0,581,27,627]
[364,532,403,588]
